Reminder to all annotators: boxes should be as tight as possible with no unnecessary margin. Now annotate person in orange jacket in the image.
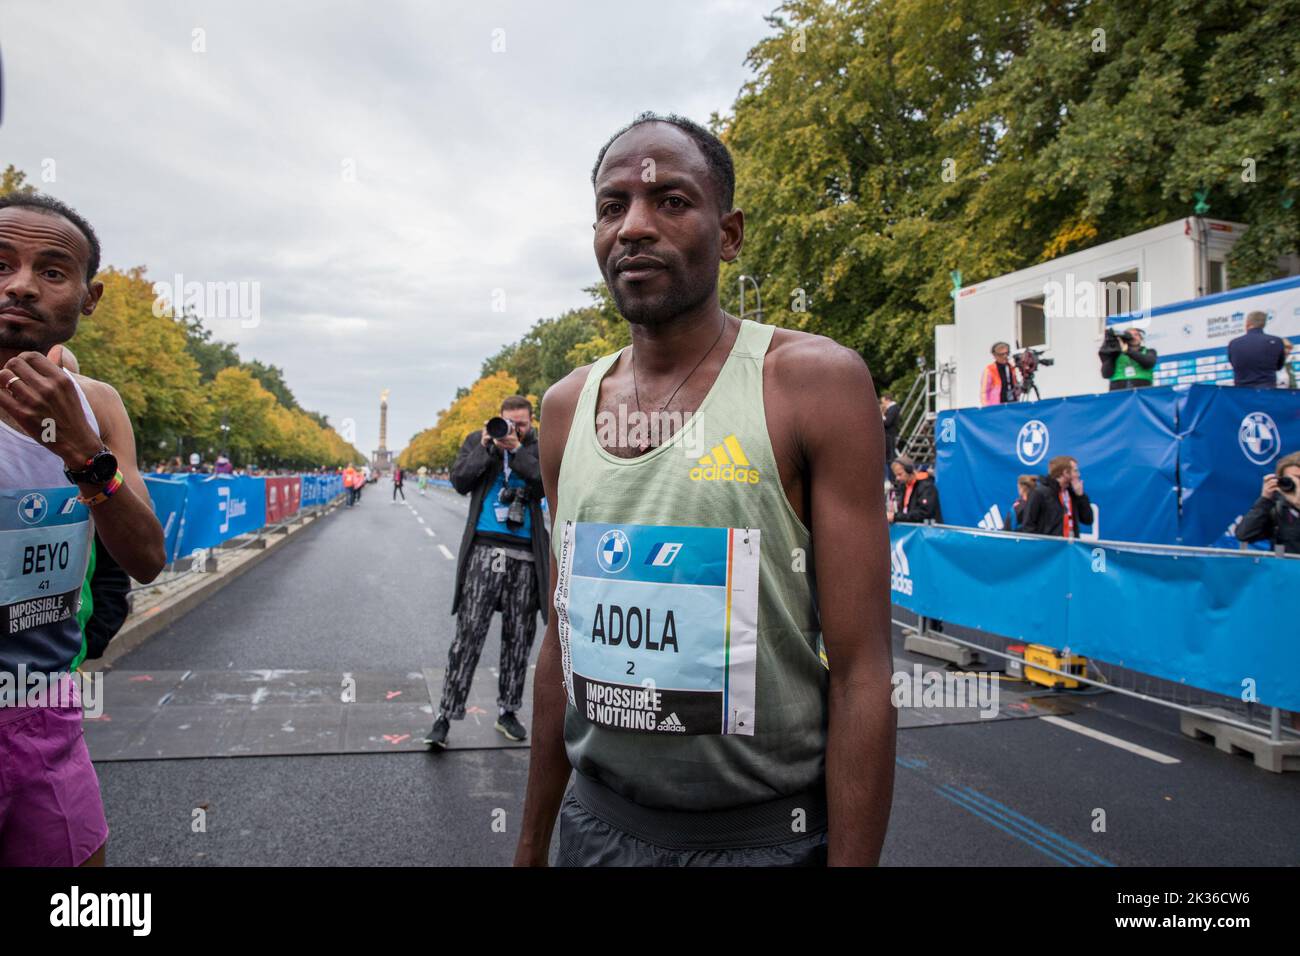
[343,465,359,507]
[980,342,1020,406]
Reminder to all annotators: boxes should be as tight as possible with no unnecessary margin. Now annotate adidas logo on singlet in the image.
[688,434,760,484]
[656,712,687,732]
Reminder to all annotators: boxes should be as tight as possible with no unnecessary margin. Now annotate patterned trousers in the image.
[440,542,539,719]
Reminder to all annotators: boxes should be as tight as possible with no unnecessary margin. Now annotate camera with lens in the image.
[1014,346,1055,370]
[1103,327,1140,349]
[486,416,516,440]
[1280,475,1297,494]
[498,485,529,528]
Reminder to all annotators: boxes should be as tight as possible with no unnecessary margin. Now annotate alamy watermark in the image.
[0,667,104,718]
[152,273,261,328]
[596,405,707,457]
[1043,275,1152,323]
[891,664,999,718]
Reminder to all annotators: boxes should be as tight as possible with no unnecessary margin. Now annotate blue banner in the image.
[890,524,1300,710]
[936,388,1180,543]
[1175,385,1300,547]
[175,475,268,556]
[143,476,190,564]
[300,474,343,507]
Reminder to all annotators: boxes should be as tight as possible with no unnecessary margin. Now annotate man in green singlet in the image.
[514,112,896,867]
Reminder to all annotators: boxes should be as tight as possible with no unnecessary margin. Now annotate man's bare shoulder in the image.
[766,327,873,395]
[70,373,126,418]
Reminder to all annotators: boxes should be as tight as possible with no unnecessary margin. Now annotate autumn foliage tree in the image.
[399,371,533,471]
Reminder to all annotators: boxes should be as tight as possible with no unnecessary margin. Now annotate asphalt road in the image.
[94,482,1300,866]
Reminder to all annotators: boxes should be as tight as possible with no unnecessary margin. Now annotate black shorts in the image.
[557,780,828,868]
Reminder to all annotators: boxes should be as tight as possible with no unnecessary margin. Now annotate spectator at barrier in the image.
[880,393,900,479]
[425,395,549,749]
[889,455,942,524]
[1235,451,1300,555]
[1003,474,1038,531]
[1021,455,1093,537]
[980,341,1019,407]
[1284,339,1296,389]
[1227,311,1286,389]
[213,454,233,474]
[1099,327,1157,390]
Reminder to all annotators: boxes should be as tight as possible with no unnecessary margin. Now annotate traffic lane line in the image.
[1039,715,1181,765]
[438,544,455,560]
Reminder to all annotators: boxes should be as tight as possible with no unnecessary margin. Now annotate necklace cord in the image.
[631,314,729,443]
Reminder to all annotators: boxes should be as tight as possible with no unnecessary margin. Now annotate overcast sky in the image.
[2,0,777,457]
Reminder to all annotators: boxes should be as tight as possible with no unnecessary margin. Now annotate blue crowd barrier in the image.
[936,384,1300,547]
[889,523,1300,710]
[301,473,343,507]
[142,475,190,564]
[141,472,347,559]
[174,474,267,555]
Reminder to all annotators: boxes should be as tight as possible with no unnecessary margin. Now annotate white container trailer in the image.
[934,218,1249,410]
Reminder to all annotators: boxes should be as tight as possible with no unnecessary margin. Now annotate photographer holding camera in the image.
[425,395,550,748]
[1235,451,1300,555]
[1099,326,1157,390]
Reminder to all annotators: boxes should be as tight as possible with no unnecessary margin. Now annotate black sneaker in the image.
[495,712,527,742]
[424,715,450,749]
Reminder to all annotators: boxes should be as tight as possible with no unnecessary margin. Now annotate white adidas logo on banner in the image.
[656,712,687,732]
[890,540,913,595]
[978,503,1003,530]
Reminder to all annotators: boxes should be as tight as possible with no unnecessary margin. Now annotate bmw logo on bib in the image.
[18,492,49,525]
[1016,419,1049,466]
[1238,411,1280,465]
[596,529,631,574]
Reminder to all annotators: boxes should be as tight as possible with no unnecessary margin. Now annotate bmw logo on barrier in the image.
[1238,411,1280,465]
[18,492,49,525]
[1016,419,1049,466]
[596,529,631,574]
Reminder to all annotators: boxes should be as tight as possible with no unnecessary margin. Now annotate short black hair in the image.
[0,192,101,282]
[591,111,735,213]
[501,395,533,416]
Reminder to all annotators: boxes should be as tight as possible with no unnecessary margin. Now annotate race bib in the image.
[555,520,759,736]
[0,487,91,638]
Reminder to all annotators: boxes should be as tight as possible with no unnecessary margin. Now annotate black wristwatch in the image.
[64,447,119,485]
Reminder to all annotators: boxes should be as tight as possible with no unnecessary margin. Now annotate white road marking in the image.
[438,544,455,560]
[417,517,425,524]
[1040,715,1181,765]
[424,528,435,537]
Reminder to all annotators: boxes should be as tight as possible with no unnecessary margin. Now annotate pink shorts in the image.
[0,677,109,867]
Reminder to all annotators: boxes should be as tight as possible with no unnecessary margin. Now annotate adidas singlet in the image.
[553,319,826,810]
[0,369,99,678]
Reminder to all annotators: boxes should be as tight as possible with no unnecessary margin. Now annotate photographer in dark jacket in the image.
[1022,455,1093,537]
[1235,451,1300,554]
[425,395,549,749]
[889,456,942,524]
[1099,327,1157,390]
